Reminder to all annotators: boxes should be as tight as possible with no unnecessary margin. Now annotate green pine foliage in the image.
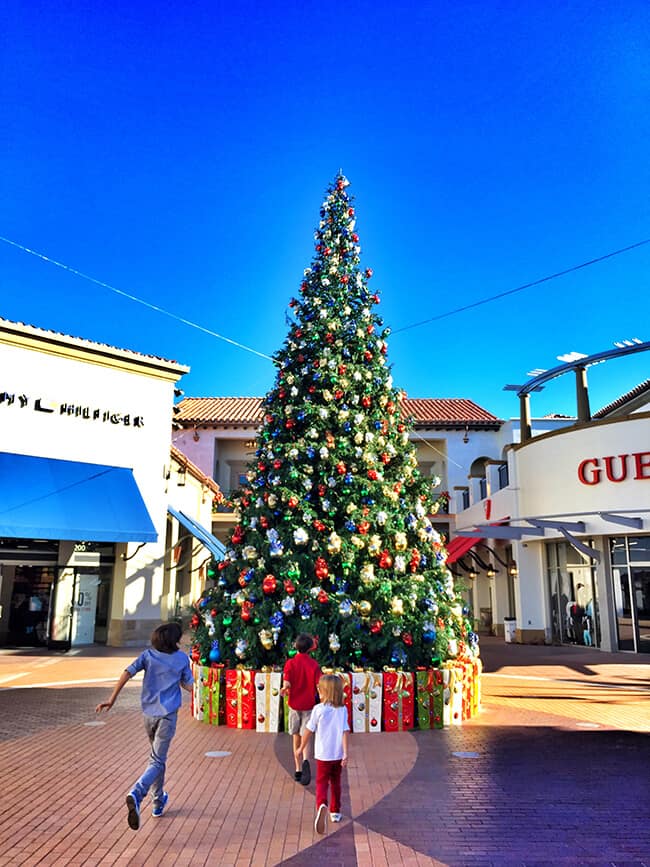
[190,174,477,670]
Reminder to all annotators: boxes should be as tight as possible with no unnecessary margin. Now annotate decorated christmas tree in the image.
[190,174,477,671]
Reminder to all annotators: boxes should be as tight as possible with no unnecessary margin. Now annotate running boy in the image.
[95,621,193,830]
[280,633,321,786]
[301,673,350,834]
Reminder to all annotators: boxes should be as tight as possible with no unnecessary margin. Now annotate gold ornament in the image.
[391,597,404,615]
[357,600,372,617]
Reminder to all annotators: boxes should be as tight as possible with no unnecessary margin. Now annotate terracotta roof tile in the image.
[174,396,501,428]
[593,379,650,418]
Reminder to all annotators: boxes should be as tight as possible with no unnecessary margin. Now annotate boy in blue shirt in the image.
[96,621,193,830]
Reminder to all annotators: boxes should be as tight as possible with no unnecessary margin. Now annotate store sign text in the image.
[0,391,144,428]
[577,452,650,485]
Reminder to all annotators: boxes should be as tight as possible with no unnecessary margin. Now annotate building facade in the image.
[0,318,221,648]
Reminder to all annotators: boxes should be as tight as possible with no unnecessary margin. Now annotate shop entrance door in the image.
[613,566,650,653]
[71,574,100,646]
[48,569,101,649]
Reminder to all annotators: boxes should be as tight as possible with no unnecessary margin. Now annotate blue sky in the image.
[2,0,649,420]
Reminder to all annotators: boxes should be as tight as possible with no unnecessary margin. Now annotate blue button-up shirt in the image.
[126,648,193,717]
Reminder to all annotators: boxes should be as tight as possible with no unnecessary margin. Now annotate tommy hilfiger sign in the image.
[0,390,144,428]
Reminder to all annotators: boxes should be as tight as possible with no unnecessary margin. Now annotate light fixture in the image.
[177,466,186,487]
[508,562,518,577]
[462,426,469,444]
[244,439,257,450]
[193,428,200,442]
[486,566,496,579]
[468,568,478,580]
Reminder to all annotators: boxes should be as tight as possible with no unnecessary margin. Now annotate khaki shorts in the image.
[288,708,313,735]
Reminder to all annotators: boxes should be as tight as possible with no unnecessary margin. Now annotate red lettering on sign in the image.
[634,452,650,480]
[603,454,629,483]
[577,458,600,485]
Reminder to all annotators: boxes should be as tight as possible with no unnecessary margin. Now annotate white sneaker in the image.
[315,803,328,835]
[329,812,342,822]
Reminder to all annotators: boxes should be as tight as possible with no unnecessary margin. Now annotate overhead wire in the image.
[0,235,273,361]
[393,237,650,334]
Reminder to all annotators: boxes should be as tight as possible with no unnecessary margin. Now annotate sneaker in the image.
[152,792,169,818]
[294,770,302,782]
[300,759,311,786]
[314,803,328,835]
[330,812,342,822]
[126,792,140,831]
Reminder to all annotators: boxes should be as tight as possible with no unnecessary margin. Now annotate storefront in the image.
[0,317,197,648]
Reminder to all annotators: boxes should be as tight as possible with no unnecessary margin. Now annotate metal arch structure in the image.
[507,339,650,442]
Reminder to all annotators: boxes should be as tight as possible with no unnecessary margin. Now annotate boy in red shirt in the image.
[280,633,321,785]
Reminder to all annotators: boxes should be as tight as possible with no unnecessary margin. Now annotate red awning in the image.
[445,535,481,564]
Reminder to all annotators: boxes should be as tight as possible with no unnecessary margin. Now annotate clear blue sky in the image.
[2,0,649,420]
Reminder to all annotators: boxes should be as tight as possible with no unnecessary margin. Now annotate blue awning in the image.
[0,451,157,543]
[168,505,225,560]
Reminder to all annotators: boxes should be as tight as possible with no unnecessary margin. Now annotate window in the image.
[498,463,509,489]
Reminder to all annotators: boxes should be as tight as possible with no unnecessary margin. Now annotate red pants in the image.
[315,759,342,812]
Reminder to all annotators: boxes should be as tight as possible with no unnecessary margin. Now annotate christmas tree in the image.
[190,174,477,670]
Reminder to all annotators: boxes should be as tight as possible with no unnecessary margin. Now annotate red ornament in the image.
[191,645,201,661]
[313,519,326,532]
[190,613,200,628]
[262,575,277,595]
[326,332,335,344]
[210,608,217,617]
[260,516,269,529]
[378,550,393,569]
[232,525,244,544]
[402,632,413,646]
[363,351,372,361]
[351,233,359,242]
[317,589,329,604]
[308,385,316,393]
[318,484,327,496]
[367,469,378,481]
[314,557,329,581]
[357,521,370,535]
[334,389,343,400]
[361,396,372,408]
[371,718,378,727]
[278,389,286,400]
[289,298,297,307]
[397,423,405,432]
[336,461,346,475]
[288,496,299,509]
[370,619,383,634]
[241,608,251,622]
[283,579,296,595]
[366,324,374,334]
[264,414,273,423]
[340,274,349,284]
[338,364,347,374]
[258,714,265,724]
[381,453,390,465]
[273,459,282,470]
[285,419,295,429]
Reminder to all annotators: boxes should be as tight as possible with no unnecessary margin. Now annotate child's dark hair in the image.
[294,633,314,654]
[151,621,182,653]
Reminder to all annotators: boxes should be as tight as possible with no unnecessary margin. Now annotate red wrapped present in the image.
[225,669,256,729]
[382,670,414,731]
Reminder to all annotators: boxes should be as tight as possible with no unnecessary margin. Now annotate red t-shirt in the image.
[283,653,321,711]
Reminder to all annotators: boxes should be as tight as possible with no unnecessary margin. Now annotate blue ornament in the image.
[306,447,316,459]
[244,569,254,584]
[269,611,284,629]
[297,410,305,421]
[209,640,221,663]
[390,645,408,667]
[345,520,356,532]
[344,473,353,484]
[298,602,312,620]
[343,422,351,432]
[422,628,436,644]
[374,421,382,430]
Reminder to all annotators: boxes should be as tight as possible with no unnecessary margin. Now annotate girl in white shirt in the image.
[301,673,350,834]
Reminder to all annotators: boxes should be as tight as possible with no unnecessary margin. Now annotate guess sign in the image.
[577,452,650,485]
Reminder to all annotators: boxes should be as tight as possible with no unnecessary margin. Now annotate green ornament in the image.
[288,648,297,657]
[222,615,233,626]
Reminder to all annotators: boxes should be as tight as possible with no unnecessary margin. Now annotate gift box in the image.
[351,672,382,733]
[442,663,463,726]
[416,668,446,730]
[255,671,282,732]
[471,657,482,717]
[191,663,223,725]
[338,671,353,730]
[382,671,415,731]
[225,669,256,729]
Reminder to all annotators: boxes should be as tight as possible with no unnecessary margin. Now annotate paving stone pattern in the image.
[0,637,648,866]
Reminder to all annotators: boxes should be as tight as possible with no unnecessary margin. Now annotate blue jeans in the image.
[131,711,177,805]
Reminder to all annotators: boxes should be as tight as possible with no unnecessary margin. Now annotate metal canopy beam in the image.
[599,512,643,529]
[457,526,547,540]
[560,528,601,562]
[526,518,586,532]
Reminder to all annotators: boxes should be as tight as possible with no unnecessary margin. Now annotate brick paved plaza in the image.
[0,637,648,867]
